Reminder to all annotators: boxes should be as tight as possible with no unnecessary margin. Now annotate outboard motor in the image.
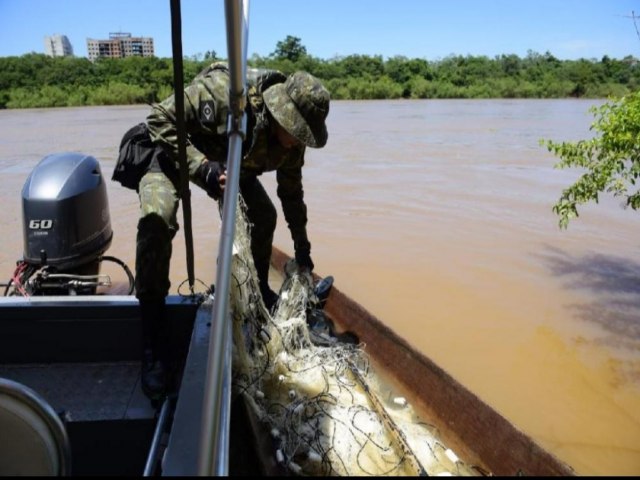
[3,152,132,296]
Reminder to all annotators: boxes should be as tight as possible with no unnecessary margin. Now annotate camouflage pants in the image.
[135,171,277,300]
[135,172,179,301]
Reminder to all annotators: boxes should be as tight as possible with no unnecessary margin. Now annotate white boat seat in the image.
[0,377,71,476]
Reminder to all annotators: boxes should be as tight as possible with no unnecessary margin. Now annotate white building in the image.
[44,35,74,57]
[87,32,154,62]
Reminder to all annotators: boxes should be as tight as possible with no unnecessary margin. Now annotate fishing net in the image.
[228,196,481,476]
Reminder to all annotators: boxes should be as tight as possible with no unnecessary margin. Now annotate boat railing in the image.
[143,396,173,476]
[196,0,250,475]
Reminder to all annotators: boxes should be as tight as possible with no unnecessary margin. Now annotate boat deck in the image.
[0,361,153,422]
[0,295,199,476]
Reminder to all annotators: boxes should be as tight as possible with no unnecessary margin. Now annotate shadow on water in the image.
[536,245,640,352]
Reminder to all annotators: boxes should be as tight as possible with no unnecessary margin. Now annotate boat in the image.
[0,0,576,476]
[0,241,577,476]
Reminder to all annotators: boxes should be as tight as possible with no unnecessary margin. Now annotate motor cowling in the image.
[21,152,113,274]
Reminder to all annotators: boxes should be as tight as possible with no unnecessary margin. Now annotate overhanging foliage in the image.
[543,91,640,228]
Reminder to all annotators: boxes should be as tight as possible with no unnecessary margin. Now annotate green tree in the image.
[272,35,307,62]
[542,92,640,228]
[1,45,639,106]
[336,54,384,78]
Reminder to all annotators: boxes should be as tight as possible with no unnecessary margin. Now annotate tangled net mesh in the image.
[227,197,483,476]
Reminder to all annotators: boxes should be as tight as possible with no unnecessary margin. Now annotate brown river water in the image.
[0,100,639,475]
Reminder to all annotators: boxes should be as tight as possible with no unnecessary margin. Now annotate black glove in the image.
[295,249,314,272]
[198,160,225,199]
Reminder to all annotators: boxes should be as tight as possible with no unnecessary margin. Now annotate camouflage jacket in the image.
[146,63,310,252]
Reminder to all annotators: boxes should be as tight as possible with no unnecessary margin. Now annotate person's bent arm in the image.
[277,154,314,271]
[147,73,230,193]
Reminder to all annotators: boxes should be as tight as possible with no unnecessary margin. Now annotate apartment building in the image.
[44,34,74,57]
[86,32,154,61]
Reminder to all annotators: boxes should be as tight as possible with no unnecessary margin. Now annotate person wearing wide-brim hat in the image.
[263,70,329,149]
[113,62,330,400]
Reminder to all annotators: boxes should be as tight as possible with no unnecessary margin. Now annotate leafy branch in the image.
[542,92,640,228]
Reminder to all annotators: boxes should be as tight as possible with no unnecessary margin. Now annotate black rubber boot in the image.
[141,347,167,400]
[140,299,169,401]
[256,259,278,312]
[260,284,279,312]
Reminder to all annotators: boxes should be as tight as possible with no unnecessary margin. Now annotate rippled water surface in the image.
[1,99,639,475]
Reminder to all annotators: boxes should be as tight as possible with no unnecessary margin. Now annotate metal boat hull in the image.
[270,246,575,477]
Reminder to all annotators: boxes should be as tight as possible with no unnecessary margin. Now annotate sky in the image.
[1,0,639,61]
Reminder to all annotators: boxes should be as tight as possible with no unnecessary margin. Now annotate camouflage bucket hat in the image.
[263,71,330,148]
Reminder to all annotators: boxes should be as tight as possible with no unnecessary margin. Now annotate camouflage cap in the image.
[263,71,330,148]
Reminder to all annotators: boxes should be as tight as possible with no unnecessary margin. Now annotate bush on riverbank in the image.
[1,39,638,108]
[543,90,640,228]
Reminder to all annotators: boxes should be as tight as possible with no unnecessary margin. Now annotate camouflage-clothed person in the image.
[127,63,329,399]
[136,63,330,302]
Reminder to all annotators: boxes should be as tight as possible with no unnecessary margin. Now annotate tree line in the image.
[1,36,638,109]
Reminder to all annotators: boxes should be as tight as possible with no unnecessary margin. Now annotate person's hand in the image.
[198,160,226,200]
[295,249,314,272]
